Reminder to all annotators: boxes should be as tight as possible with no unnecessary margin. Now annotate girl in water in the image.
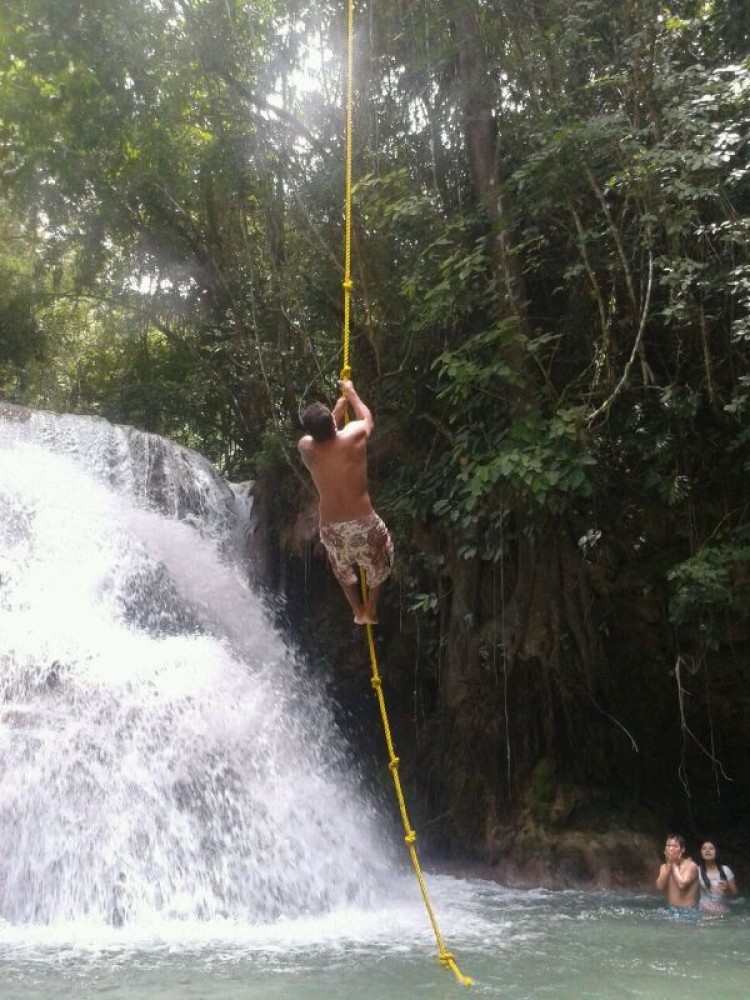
[698,841,738,914]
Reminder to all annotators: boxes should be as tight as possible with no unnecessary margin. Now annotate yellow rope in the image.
[339,0,354,386]
[339,0,471,986]
[360,595,473,987]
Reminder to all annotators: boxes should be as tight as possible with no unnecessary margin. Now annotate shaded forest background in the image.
[1,0,749,878]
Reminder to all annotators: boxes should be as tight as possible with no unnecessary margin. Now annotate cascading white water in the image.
[0,406,394,927]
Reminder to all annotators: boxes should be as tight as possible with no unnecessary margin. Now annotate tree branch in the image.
[587,249,653,424]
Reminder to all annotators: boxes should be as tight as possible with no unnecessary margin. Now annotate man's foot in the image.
[354,611,378,626]
[353,603,367,625]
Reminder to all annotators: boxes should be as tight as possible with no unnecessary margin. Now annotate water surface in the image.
[2,877,748,999]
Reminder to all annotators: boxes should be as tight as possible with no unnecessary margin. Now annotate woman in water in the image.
[698,841,738,914]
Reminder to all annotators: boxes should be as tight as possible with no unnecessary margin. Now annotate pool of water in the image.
[2,874,748,1000]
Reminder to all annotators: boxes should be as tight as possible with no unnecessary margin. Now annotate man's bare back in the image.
[298,380,393,625]
[299,420,372,524]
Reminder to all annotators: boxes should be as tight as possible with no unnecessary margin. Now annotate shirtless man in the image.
[655,834,699,913]
[298,379,393,625]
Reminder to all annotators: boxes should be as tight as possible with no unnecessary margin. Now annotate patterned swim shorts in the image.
[663,904,700,921]
[319,511,394,589]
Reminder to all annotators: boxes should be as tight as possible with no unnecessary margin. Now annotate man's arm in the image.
[671,861,698,890]
[297,436,313,469]
[332,395,347,428]
[655,863,670,890]
[338,379,374,436]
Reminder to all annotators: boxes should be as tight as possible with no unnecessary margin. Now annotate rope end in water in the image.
[439,951,474,987]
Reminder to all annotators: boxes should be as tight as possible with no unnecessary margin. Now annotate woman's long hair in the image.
[699,842,728,890]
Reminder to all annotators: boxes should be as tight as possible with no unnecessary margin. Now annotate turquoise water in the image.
[2,876,748,1000]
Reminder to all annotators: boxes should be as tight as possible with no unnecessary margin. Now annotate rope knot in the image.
[439,953,474,986]
[388,756,400,772]
[342,278,354,291]
[370,676,381,691]
[405,829,416,845]
[339,365,351,382]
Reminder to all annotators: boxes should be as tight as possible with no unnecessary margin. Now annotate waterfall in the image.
[0,405,393,926]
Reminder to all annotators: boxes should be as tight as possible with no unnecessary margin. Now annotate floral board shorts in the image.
[319,512,394,589]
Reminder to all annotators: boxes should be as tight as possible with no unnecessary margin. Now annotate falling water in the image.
[0,405,393,928]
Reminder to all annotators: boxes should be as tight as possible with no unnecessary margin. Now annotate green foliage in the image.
[432,323,520,403]
[0,270,45,374]
[433,404,594,522]
[0,211,48,391]
[427,321,594,537]
[668,541,750,631]
[0,0,342,474]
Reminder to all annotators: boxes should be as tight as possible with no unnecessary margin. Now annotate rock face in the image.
[0,402,31,423]
[436,830,661,892]
[482,827,660,892]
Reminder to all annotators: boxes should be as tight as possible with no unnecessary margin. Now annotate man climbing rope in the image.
[298,379,393,625]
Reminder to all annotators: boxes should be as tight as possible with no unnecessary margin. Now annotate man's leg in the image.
[357,518,393,625]
[340,581,367,623]
[358,583,380,625]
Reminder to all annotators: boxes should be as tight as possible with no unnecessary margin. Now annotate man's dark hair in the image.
[301,402,336,442]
